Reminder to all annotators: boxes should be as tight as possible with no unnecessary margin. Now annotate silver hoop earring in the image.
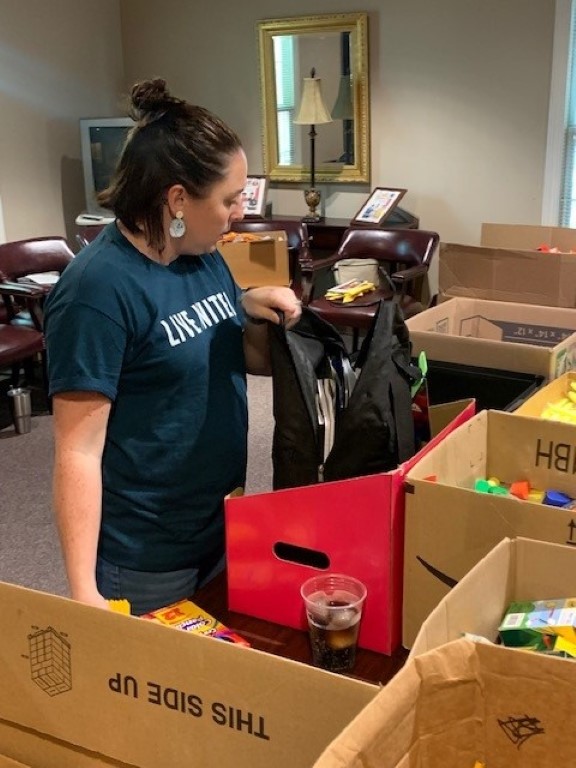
[169,211,186,238]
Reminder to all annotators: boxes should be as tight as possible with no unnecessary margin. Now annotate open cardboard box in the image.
[406,296,576,378]
[226,400,475,656]
[218,231,290,287]
[438,222,576,307]
[514,370,576,418]
[403,409,576,648]
[312,637,576,768]
[481,222,576,251]
[410,536,576,657]
[0,581,378,768]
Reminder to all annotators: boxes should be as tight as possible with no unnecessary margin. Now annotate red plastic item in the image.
[510,480,530,500]
[225,402,475,655]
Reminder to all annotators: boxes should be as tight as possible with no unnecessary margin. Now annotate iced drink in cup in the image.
[300,573,367,673]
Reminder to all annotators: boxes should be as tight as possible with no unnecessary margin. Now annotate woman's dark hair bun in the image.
[130,78,183,119]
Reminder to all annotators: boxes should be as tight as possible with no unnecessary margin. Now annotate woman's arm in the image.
[52,391,112,609]
[241,286,302,375]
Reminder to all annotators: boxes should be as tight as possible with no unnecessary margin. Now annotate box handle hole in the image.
[273,542,330,569]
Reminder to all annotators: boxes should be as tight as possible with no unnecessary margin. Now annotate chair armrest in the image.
[299,252,341,274]
[0,281,47,330]
[298,251,341,305]
[390,263,428,287]
[0,281,46,299]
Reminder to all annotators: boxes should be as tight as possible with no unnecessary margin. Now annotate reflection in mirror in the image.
[258,13,370,184]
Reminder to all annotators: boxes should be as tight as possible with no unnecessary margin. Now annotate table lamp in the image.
[331,74,354,165]
[294,68,333,222]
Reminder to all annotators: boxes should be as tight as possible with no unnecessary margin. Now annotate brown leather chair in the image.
[301,227,440,350]
[0,236,74,397]
[0,236,74,329]
[229,219,312,297]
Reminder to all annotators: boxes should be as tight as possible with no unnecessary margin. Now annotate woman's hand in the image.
[241,286,302,329]
[72,585,112,611]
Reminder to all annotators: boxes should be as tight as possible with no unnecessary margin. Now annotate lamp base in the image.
[302,187,322,222]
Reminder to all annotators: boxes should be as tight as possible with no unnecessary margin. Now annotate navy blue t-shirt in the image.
[44,223,247,572]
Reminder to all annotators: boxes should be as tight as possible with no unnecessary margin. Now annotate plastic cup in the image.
[300,573,367,673]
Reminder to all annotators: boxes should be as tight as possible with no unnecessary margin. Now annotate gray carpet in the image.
[0,375,274,597]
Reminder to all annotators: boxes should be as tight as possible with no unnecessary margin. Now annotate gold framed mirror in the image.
[258,13,370,184]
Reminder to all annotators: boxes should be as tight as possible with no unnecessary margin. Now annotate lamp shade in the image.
[294,76,333,125]
[331,75,354,120]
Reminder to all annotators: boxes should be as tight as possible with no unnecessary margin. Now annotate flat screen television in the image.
[80,117,135,216]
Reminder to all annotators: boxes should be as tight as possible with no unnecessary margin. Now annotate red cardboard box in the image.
[225,401,475,655]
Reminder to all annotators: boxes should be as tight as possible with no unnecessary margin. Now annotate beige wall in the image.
[0,0,557,254]
[119,0,556,250]
[0,0,125,244]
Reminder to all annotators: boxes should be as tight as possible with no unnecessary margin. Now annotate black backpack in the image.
[268,300,422,490]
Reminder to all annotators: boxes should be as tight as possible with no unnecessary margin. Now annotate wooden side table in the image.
[272,209,419,258]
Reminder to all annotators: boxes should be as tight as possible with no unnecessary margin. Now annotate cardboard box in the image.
[218,231,290,287]
[0,580,378,768]
[226,400,475,656]
[438,222,576,307]
[403,409,576,648]
[406,296,576,378]
[312,638,576,768]
[481,222,576,251]
[515,370,576,419]
[0,757,32,768]
[410,536,576,658]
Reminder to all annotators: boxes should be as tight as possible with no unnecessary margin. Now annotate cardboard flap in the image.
[402,399,475,475]
[408,537,514,658]
[481,222,576,251]
[439,241,576,307]
[0,581,376,768]
[410,536,576,658]
[0,757,33,768]
[313,639,576,767]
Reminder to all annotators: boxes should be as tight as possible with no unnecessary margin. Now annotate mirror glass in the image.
[258,13,370,184]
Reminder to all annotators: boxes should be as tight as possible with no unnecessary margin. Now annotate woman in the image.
[44,78,301,615]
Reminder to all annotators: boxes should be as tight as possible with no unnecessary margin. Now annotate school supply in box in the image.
[403,410,576,648]
[324,278,376,304]
[142,598,250,646]
[499,597,576,656]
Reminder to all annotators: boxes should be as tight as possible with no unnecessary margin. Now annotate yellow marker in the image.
[487,476,500,487]
[528,489,545,503]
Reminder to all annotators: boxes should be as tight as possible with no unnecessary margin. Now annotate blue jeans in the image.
[96,554,226,616]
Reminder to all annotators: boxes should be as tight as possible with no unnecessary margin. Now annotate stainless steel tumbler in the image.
[7,387,32,434]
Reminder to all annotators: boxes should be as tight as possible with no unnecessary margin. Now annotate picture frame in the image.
[351,187,407,226]
[241,175,269,218]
